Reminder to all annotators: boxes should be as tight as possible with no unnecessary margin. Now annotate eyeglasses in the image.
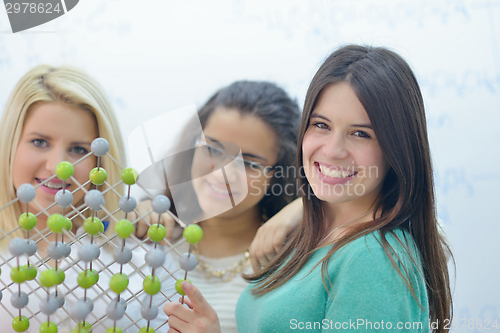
[194,138,275,178]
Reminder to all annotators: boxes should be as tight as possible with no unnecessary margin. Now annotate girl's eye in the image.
[70,146,89,155]
[312,122,329,130]
[207,145,224,158]
[353,130,371,139]
[243,160,259,170]
[31,139,48,147]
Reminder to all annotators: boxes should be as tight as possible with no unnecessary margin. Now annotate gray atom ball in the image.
[151,195,171,214]
[91,138,109,157]
[85,298,94,312]
[10,291,29,309]
[39,296,59,315]
[106,300,126,320]
[114,247,132,265]
[179,253,198,272]
[16,183,36,203]
[55,189,73,208]
[141,304,159,321]
[113,297,127,309]
[84,189,104,211]
[145,249,165,268]
[78,243,100,262]
[50,292,65,308]
[60,243,71,258]
[47,242,68,260]
[0,289,2,302]
[118,196,137,213]
[8,238,27,257]
[70,299,93,321]
[25,240,37,256]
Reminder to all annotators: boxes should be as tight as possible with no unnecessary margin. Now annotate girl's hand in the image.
[164,281,221,333]
[249,198,303,272]
[128,199,176,240]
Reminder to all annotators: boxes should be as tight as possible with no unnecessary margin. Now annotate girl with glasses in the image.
[136,81,300,332]
[164,45,453,333]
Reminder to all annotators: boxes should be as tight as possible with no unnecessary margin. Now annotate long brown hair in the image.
[247,45,452,332]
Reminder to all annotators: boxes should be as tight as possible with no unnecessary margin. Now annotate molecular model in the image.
[0,138,203,333]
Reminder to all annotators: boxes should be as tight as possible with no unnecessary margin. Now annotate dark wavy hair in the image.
[247,45,452,333]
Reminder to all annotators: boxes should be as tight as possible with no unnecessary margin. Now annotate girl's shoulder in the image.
[328,227,423,276]
[338,226,418,255]
[322,229,430,328]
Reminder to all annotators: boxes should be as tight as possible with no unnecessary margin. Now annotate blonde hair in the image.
[0,65,125,242]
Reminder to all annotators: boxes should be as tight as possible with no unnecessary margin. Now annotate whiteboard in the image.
[1,0,499,330]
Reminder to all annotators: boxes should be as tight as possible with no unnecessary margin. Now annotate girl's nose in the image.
[45,148,67,173]
[221,157,246,183]
[322,133,349,160]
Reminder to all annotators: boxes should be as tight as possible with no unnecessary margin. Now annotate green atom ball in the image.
[78,269,98,289]
[55,268,65,285]
[76,321,92,331]
[106,328,123,333]
[183,224,203,244]
[121,168,139,185]
[77,272,94,289]
[89,167,108,185]
[143,275,161,295]
[175,278,191,296]
[64,217,73,232]
[83,217,103,235]
[40,321,58,333]
[39,269,59,288]
[11,266,28,283]
[47,214,66,233]
[109,273,129,294]
[25,265,37,281]
[12,315,29,332]
[91,269,99,284]
[138,327,155,333]
[147,224,166,243]
[71,329,90,333]
[115,219,134,239]
[18,212,37,231]
[56,161,74,180]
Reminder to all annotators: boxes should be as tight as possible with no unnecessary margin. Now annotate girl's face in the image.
[12,102,98,217]
[302,82,390,211]
[191,107,278,220]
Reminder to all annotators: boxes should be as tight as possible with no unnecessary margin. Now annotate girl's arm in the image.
[249,198,303,272]
[129,199,177,239]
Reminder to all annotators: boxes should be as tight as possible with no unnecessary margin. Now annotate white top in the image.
[174,242,253,333]
[0,230,176,333]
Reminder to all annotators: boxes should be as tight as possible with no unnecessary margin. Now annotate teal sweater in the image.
[236,228,429,332]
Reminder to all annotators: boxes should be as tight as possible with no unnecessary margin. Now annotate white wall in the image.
[1,0,499,330]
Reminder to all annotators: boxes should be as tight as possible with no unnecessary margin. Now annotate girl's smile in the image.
[315,162,358,185]
[36,177,71,195]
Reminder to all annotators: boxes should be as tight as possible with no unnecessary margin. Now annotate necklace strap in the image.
[192,245,251,282]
